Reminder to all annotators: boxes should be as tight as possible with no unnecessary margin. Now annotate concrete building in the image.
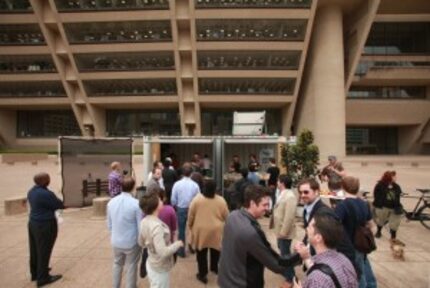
[0,0,429,157]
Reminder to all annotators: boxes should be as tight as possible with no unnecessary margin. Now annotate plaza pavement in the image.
[0,155,429,288]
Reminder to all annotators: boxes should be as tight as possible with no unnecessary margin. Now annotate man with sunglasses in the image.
[298,179,325,236]
[297,178,357,275]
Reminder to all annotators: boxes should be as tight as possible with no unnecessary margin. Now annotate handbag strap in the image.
[307,263,342,288]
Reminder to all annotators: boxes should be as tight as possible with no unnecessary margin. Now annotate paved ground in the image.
[0,155,429,287]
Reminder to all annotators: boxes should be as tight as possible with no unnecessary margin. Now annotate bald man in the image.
[109,162,124,197]
[27,172,64,287]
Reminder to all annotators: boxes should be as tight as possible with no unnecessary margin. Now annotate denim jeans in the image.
[356,250,377,288]
[364,255,377,288]
[277,238,295,282]
[177,207,188,257]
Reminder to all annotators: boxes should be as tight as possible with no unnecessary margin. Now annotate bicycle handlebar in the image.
[416,188,430,194]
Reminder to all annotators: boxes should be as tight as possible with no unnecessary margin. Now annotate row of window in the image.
[0,51,301,73]
[16,109,282,137]
[0,20,306,46]
[2,81,428,98]
[355,60,430,76]
[15,110,401,155]
[348,87,427,99]
[2,22,429,48]
[0,78,297,97]
[54,0,168,11]
[0,0,311,12]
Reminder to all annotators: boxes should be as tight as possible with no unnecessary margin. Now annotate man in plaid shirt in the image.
[294,210,358,288]
[109,161,124,197]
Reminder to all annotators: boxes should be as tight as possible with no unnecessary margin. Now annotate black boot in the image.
[390,229,397,240]
[375,226,382,238]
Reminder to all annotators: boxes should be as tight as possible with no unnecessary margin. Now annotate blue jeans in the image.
[177,207,188,257]
[356,251,377,288]
[364,256,377,288]
[277,239,295,282]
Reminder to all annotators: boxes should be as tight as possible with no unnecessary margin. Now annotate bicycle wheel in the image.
[418,204,430,230]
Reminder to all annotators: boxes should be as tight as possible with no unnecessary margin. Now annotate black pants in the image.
[196,248,220,277]
[28,219,58,283]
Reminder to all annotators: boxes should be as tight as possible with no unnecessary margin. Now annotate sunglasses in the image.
[299,190,311,195]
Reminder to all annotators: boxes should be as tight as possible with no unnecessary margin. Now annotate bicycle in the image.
[400,188,430,230]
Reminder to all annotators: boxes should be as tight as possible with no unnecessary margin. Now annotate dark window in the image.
[106,110,181,136]
[0,55,56,74]
[199,78,295,95]
[198,50,301,70]
[355,61,430,76]
[364,22,430,55]
[348,86,426,99]
[75,52,174,72]
[201,109,281,136]
[346,127,398,155]
[54,0,168,11]
[0,24,44,46]
[195,0,312,9]
[0,0,32,12]
[0,81,66,98]
[17,110,81,137]
[196,19,307,41]
[84,79,176,96]
[64,21,171,44]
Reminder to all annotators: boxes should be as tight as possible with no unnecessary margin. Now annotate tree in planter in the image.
[281,129,319,186]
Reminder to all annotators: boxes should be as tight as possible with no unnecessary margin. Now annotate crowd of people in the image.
[26,153,407,287]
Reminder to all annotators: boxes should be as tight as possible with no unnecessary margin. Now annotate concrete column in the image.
[298,4,346,158]
[0,110,17,148]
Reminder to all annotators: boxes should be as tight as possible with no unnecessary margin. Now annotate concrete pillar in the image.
[92,197,110,218]
[0,110,17,148]
[298,4,346,159]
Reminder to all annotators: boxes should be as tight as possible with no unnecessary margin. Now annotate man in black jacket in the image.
[27,172,64,287]
[230,168,252,210]
[162,158,177,204]
[218,184,291,288]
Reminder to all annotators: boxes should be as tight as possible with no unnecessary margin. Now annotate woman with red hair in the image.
[372,171,403,242]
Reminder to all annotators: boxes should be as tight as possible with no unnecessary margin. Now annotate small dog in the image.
[390,240,405,261]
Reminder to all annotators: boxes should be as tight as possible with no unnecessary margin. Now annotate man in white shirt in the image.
[171,162,200,257]
[107,177,141,288]
[273,174,297,287]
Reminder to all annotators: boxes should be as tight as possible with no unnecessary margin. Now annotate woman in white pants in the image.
[139,192,183,288]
